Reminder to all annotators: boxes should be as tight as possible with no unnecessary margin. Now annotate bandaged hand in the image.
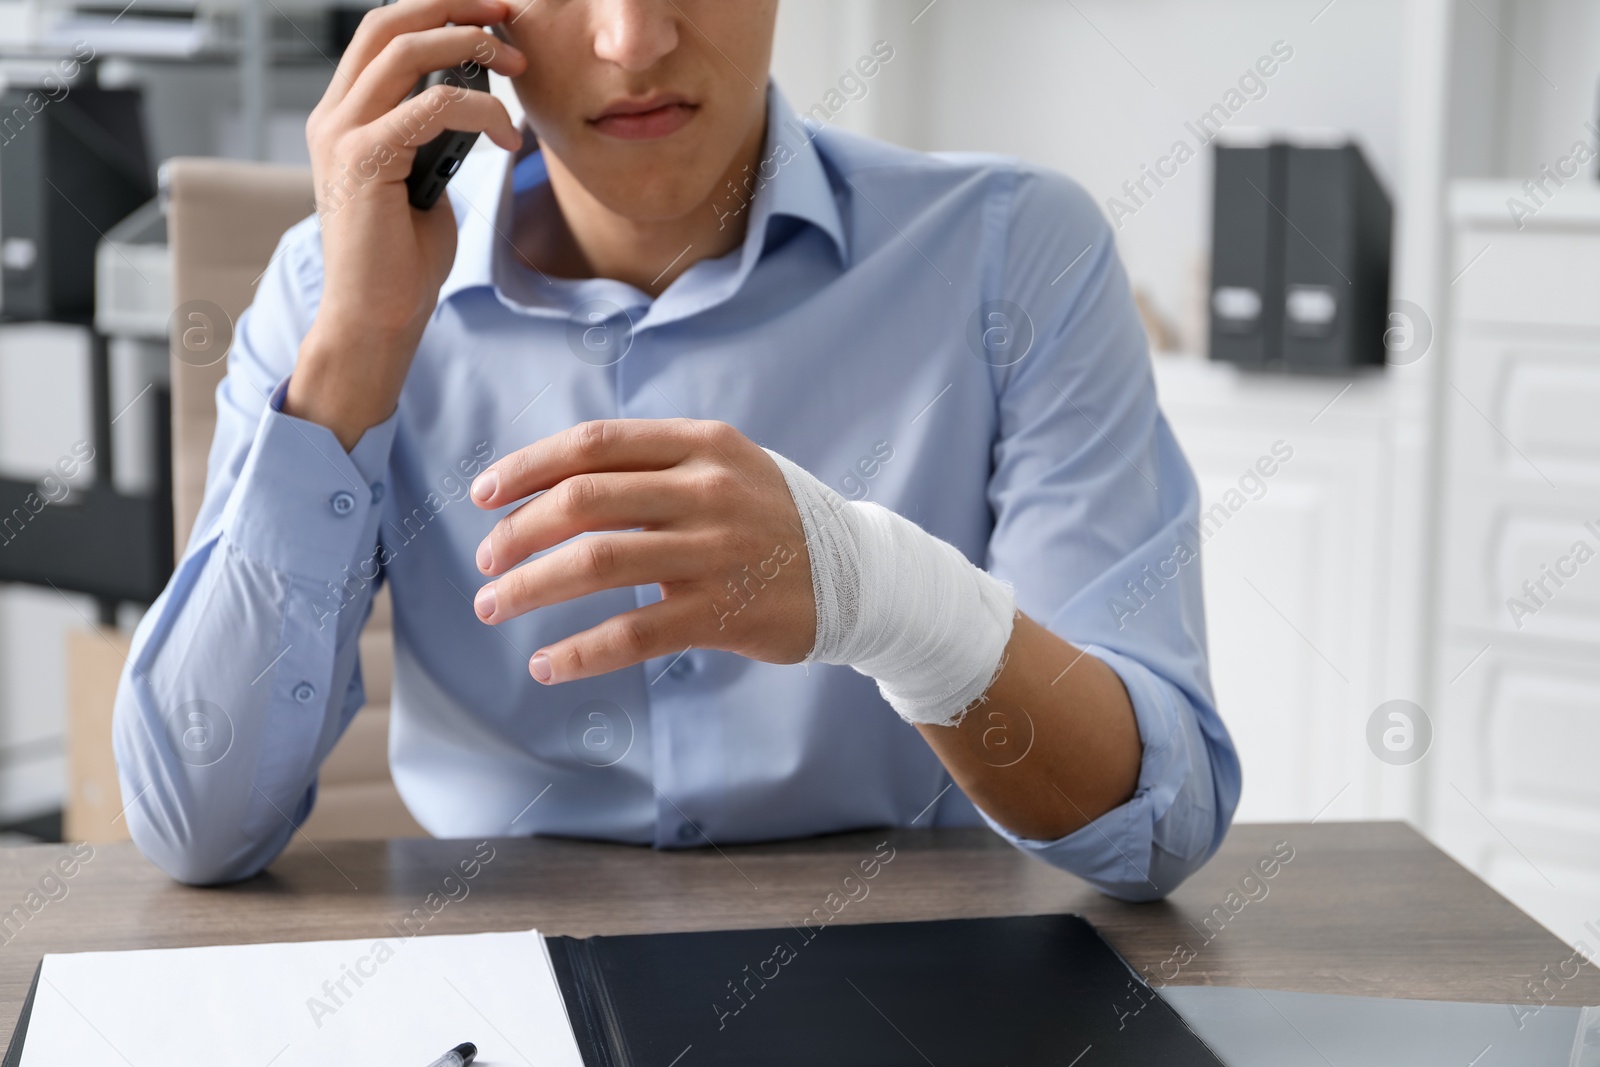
[765,450,1016,727]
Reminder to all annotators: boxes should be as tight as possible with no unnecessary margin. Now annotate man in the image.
[113,0,1239,898]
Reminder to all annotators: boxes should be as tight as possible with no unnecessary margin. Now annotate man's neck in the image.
[512,115,769,298]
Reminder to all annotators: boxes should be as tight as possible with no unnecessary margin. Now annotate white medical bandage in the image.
[765,449,1017,727]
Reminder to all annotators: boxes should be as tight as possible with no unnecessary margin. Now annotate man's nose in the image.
[591,0,679,72]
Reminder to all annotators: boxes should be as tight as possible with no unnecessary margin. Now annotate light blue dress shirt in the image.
[113,86,1240,897]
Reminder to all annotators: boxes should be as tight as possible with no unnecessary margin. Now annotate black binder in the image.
[1279,144,1392,374]
[1208,143,1288,370]
[0,84,152,321]
[1208,141,1392,374]
[4,914,1224,1065]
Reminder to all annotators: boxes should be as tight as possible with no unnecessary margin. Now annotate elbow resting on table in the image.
[1035,687,1238,905]
[123,804,291,887]
[1093,832,1223,905]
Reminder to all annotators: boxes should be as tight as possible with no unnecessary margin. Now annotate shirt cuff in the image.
[976,643,1214,900]
[218,376,399,581]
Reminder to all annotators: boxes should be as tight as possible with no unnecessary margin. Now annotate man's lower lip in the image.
[590,103,697,140]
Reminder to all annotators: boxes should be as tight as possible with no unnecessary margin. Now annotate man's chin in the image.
[570,167,729,226]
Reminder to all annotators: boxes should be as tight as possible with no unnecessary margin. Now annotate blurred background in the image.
[0,0,1596,950]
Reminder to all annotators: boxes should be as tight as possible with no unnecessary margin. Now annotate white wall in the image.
[777,0,1412,354]
[1495,0,1600,182]
[775,0,1600,348]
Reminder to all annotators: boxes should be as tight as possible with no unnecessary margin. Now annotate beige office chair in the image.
[163,158,424,840]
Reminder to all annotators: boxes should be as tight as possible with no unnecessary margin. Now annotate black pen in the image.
[424,1042,477,1067]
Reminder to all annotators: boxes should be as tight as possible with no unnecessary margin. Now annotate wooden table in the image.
[0,821,1592,1042]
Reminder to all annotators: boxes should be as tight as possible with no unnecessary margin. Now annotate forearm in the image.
[758,446,1139,835]
[915,612,1140,841]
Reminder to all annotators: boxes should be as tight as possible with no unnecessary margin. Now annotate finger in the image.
[329,0,510,108]
[479,470,699,576]
[472,419,733,508]
[354,85,522,181]
[476,532,704,623]
[529,598,700,685]
[339,26,525,128]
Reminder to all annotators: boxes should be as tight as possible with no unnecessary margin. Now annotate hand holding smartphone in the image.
[289,0,525,450]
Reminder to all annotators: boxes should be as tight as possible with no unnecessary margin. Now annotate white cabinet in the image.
[1151,358,1430,826]
[1432,182,1600,948]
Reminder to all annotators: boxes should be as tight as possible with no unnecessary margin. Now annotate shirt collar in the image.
[437,81,847,323]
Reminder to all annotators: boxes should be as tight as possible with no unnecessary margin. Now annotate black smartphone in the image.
[404,56,492,210]
[385,2,509,211]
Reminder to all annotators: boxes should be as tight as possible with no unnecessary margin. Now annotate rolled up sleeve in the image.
[977,167,1241,900]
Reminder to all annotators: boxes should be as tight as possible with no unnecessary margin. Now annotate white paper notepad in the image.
[19,930,586,1066]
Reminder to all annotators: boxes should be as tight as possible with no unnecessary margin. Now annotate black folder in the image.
[0,961,37,1067]
[4,914,1224,1065]
[1208,143,1288,370]
[1279,144,1392,374]
[545,913,1225,1066]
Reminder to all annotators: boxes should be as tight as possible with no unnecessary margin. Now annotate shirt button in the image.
[675,822,699,842]
[292,681,317,704]
[330,490,357,516]
[667,655,695,680]
[369,481,385,504]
